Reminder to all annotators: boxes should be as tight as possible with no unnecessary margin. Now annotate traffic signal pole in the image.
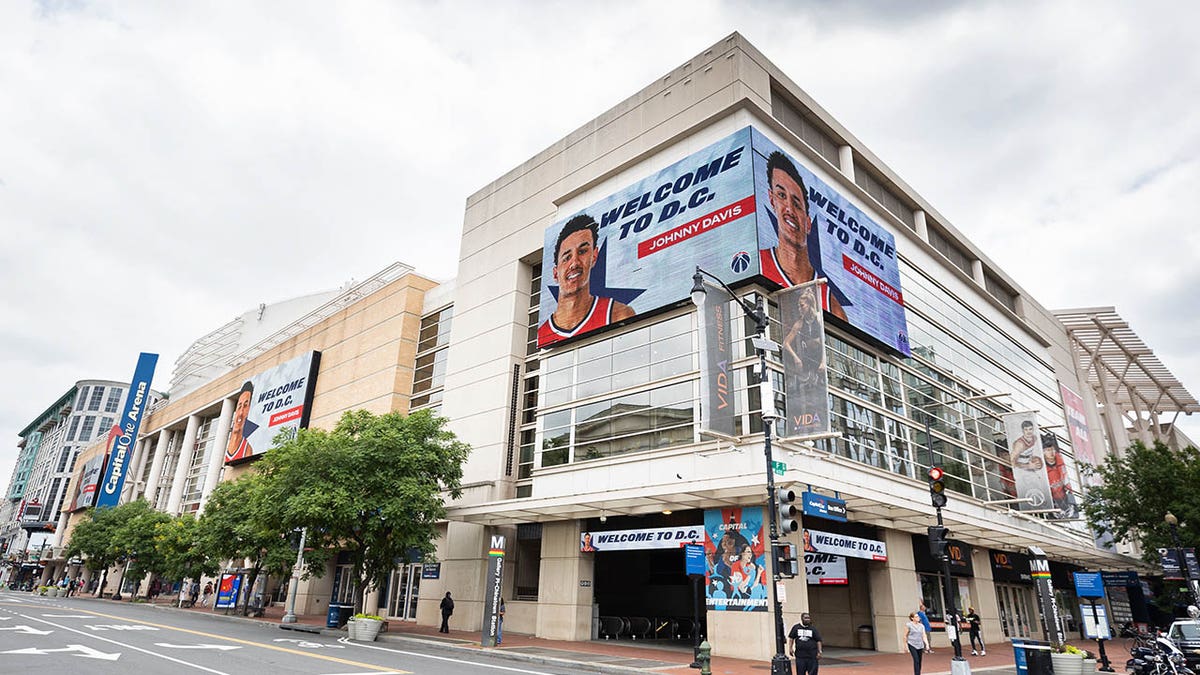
[925,422,969,674]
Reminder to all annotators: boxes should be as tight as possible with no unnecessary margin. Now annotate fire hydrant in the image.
[698,639,712,675]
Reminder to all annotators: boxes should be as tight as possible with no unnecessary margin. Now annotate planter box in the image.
[352,618,383,642]
[1050,652,1084,675]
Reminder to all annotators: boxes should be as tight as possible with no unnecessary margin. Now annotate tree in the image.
[1084,440,1200,557]
[63,500,164,598]
[154,514,219,600]
[254,409,470,612]
[198,473,321,615]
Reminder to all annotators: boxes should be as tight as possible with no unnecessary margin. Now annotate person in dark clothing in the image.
[439,591,454,633]
[966,606,985,655]
[788,612,823,675]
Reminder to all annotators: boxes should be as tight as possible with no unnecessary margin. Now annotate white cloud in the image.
[1,0,1197,485]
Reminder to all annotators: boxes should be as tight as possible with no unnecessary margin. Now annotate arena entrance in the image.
[585,514,706,645]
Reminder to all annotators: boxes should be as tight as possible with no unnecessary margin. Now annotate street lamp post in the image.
[692,267,793,675]
[1165,512,1200,608]
[282,527,307,624]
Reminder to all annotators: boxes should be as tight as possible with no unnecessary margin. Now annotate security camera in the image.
[599,514,607,524]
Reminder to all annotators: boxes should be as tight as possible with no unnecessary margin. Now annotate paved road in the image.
[0,590,582,675]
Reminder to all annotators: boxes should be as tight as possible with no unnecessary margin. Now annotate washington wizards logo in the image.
[730,250,751,273]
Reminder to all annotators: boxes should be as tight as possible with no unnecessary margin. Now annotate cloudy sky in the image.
[2,1,1198,484]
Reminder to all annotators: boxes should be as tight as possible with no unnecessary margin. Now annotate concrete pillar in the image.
[868,528,920,653]
[913,209,929,241]
[142,429,171,505]
[968,547,1002,648]
[122,438,149,503]
[535,520,594,641]
[971,259,986,286]
[838,145,856,182]
[165,415,201,515]
[198,398,235,514]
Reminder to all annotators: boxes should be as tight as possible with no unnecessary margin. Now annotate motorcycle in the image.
[1125,628,1196,675]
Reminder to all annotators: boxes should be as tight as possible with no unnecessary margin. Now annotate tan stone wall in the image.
[142,272,438,438]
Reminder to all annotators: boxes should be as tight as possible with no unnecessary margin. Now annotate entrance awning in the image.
[446,442,1149,573]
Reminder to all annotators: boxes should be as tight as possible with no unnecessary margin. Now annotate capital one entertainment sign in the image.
[96,352,158,509]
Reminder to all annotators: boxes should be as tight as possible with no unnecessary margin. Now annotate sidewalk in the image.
[87,593,1118,675]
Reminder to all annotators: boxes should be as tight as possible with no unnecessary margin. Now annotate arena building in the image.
[14,32,1197,664]
[429,33,1195,660]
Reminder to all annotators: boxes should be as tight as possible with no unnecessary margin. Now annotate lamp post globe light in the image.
[692,267,793,675]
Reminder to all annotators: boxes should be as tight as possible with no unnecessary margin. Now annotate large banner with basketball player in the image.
[538,127,759,348]
[537,126,910,357]
[749,129,910,356]
[703,506,768,612]
[224,351,322,464]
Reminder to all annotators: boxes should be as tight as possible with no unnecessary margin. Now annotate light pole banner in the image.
[96,352,158,509]
[778,280,830,439]
[697,280,736,438]
[1001,412,1054,513]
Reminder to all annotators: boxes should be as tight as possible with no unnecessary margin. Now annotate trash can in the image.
[856,624,875,650]
[1012,638,1053,675]
[326,603,354,628]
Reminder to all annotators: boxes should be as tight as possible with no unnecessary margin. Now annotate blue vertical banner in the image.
[95,352,158,509]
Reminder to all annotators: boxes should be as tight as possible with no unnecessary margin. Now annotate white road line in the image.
[336,638,560,675]
[16,613,231,675]
[43,614,94,618]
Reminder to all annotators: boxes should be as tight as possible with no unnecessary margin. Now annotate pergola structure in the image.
[1053,307,1198,453]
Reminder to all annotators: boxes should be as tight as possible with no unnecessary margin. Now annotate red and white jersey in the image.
[760,247,834,311]
[538,296,615,347]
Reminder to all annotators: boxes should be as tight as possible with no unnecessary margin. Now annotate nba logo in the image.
[730,251,751,273]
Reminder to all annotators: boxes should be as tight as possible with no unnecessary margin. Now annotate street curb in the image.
[366,633,672,674]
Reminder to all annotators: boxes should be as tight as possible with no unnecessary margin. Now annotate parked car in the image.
[1168,619,1200,669]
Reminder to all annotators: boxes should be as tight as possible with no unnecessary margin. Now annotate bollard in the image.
[698,640,712,675]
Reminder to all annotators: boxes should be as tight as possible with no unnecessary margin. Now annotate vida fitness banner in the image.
[95,352,158,509]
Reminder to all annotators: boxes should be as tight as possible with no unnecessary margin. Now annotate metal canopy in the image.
[1054,306,1199,415]
[446,444,1147,572]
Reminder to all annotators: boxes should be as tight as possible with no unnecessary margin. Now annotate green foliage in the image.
[154,514,219,583]
[254,409,469,611]
[1083,440,1200,559]
[64,500,170,598]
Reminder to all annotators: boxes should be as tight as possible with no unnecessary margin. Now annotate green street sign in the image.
[772,460,787,476]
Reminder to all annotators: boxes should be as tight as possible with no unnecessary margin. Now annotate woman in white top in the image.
[904,611,930,675]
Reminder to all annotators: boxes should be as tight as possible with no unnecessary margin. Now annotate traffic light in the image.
[928,466,948,508]
[928,525,950,559]
[776,488,799,533]
[774,541,800,578]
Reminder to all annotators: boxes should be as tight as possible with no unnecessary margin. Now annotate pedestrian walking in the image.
[497,599,505,645]
[966,606,985,655]
[905,611,930,675]
[917,603,933,652]
[201,581,214,607]
[189,581,201,607]
[439,591,455,633]
[787,612,823,675]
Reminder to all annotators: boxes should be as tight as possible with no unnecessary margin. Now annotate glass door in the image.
[387,563,422,620]
[996,583,1035,639]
